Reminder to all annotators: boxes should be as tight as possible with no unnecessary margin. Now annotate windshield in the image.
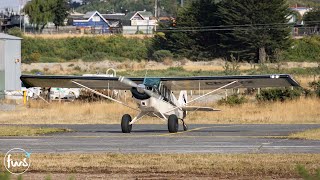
[143,78,160,89]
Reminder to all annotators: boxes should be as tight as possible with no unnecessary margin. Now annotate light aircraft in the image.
[21,74,299,133]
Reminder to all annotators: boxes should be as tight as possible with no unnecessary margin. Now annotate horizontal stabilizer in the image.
[182,106,220,112]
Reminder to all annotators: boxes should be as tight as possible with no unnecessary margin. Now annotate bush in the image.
[218,94,247,106]
[22,36,148,63]
[24,52,41,63]
[309,80,320,98]
[256,88,302,102]
[152,50,173,62]
[284,36,320,62]
[7,27,23,37]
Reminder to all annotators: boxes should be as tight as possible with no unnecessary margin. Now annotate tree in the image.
[52,0,70,29]
[303,8,320,34]
[218,0,291,63]
[23,0,55,32]
[151,0,221,60]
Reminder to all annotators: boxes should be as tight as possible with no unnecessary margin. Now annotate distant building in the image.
[72,11,111,33]
[289,5,312,25]
[102,13,125,33]
[122,11,157,34]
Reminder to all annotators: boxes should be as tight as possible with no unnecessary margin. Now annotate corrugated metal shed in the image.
[0,33,22,98]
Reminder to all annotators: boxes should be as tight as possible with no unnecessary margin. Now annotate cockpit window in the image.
[143,78,160,89]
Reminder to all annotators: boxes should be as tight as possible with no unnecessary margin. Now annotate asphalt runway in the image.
[0,124,320,153]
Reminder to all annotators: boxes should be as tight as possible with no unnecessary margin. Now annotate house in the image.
[122,11,157,34]
[102,13,125,33]
[288,5,313,36]
[289,5,312,24]
[72,11,111,33]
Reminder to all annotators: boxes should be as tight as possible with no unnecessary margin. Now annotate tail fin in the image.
[178,91,188,106]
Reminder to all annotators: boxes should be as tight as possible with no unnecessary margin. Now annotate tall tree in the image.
[23,0,55,32]
[218,0,291,63]
[52,0,70,29]
[152,0,220,60]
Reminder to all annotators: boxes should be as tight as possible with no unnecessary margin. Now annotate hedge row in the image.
[20,35,320,63]
[22,36,149,63]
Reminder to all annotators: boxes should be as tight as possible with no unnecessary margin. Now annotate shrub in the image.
[283,36,320,62]
[22,36,148,63]
[27,52,41,63]
[256,88,302,102]
[218,94,247,106]
[7,27,23,37]
[309,80,320,98]
[152,50,173,62]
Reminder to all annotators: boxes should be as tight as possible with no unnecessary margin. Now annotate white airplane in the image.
[20,74,299,133]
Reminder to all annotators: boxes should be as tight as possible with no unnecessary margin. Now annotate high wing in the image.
[20,74,299,90]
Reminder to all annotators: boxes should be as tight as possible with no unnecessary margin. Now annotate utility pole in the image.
[181,0,184,7]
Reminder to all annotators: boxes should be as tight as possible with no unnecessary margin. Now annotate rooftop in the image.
[0,33,22,40]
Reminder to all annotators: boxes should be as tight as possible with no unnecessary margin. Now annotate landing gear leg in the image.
[181,119,188,131]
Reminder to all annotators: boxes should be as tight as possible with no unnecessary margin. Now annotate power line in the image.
[157,21,320,31]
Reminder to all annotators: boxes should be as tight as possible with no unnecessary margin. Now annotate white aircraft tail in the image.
[178,91,188,106]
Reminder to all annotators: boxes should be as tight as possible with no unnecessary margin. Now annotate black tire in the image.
[168,114,179,133]
[121,114,132,133]
[131,87,150,100]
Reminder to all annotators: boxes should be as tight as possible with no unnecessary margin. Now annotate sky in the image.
[0,0,27,12]
[0,0,81,12]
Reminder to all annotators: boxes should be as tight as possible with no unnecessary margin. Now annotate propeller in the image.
[118,76,162,99]
[118,76,138,88]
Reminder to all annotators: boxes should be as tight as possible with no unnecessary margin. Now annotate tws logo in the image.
[4,148,31,175]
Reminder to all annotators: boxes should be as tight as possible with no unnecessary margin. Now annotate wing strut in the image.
[165,81,238,113]
[71,81,140,112]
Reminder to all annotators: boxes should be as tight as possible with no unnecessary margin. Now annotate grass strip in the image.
[0,126,70,136]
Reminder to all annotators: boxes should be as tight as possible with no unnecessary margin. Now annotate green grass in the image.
[0,126,70,136]
[22,36,149,63]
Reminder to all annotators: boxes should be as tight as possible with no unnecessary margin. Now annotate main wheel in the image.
[121,114,132,133]
[168,114,179,133]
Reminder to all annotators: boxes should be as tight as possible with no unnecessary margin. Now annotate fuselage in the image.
[133,96,184,119]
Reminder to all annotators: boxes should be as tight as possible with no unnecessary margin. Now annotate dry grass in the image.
[295,75,319,88]
[0,126,69,136]
[188,98,320,124]
[289,128,320,140]
[0,153,318,179]
[0,98,319,124]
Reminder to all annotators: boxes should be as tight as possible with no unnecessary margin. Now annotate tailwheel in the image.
[121,114,132,133]
[168,114,179,133]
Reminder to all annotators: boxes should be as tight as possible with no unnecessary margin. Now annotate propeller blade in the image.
[144,89,162,99]
[118,76,138,88]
